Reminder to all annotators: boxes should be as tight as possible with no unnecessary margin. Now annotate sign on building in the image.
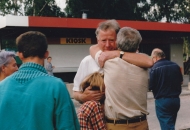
[60,38,91,44]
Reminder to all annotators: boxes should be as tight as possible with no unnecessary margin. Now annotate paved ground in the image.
[72,86,190,129]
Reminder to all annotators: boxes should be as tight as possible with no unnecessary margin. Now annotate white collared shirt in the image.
[73,55,103,91]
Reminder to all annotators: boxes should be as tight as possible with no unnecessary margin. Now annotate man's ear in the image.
[44,51,49,59]
[17,52,24,60]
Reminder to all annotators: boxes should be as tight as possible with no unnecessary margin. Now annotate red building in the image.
[0,16,190,83]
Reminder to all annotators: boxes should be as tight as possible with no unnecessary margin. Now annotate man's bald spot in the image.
[152,48,165,59]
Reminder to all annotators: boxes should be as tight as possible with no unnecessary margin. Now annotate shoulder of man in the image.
[81,55,94,61]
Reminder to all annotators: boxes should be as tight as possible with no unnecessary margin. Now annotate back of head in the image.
[95,19,120,37]
[117,27,142,52]
[151,48,165,59]
[16,31,48,59]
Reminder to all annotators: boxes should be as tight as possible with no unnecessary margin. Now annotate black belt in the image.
[166,95,179,98]
[157,96,179,99]
[106,115,147,124]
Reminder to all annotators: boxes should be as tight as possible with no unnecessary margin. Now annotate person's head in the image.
[47,56,52,63]
[95,19,120,51]
[0,50,18,80]
[16,31,48,60]
[151,48,165,63]
[80,72,105,103]
[116,27,142,52]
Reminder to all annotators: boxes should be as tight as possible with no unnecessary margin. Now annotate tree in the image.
[65,0,190,23]
[0,0,65,17]
[146,0,190,23]
[24,0,65,17]
[0,0,23,16]
[65,0,149,20]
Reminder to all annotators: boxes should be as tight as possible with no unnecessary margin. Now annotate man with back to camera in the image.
[149,48,183,130]
[73,19,153,104]
[0,31,80,130]
[90,27,149,130]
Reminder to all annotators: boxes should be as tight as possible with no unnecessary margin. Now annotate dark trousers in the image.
[155,97,180,130]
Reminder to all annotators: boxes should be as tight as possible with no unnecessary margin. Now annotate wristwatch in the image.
[120,51,124,59]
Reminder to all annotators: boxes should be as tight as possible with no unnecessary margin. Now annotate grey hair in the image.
[152,48,165,58]
[95,19,120,37]
[0,50,16,67]
[116,27,142,52]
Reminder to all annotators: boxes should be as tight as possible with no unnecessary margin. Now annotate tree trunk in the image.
[32,0,36,16]
[13,0,18,15]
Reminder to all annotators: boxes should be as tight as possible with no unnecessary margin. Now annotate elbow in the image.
[147,60,153,68]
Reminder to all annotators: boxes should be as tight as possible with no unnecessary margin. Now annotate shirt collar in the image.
[19,62,47,74]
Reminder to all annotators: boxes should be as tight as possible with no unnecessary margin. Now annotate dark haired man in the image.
[149,48,183,130]
[0,31,80,130]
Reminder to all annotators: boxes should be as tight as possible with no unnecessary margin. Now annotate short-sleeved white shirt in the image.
[73,55,103,91]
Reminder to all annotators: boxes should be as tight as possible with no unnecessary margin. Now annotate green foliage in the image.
[0,0,23,15]
[65,0,149,20]
[183,37,190,61]
[65,0,190,22]
[0,0,65,17]
[24,0,65,17]
[147,0,190,22]
[1,39,17,52]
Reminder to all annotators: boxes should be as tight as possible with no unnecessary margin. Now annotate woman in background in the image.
[0,50,18,81]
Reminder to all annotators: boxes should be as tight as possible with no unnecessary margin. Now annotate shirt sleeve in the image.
[73,58,88,91]
[95,50,102,67]
[149,69,155,91]
[54,80,80,130]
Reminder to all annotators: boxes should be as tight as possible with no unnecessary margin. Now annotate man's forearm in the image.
[73,91,84,102]
[89,44,100,59]
[122,52,153,68]
[90,45,153,68]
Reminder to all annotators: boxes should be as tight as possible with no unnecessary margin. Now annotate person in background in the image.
[77,72,106,130]
[46,56,55,76]
[149,48,183,130]
[0,31,80,130]
[73,19,153,103]
[0,50,18,81]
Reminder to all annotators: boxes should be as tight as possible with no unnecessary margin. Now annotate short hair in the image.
[47,56,52,60]
[116,27,142,52]
[95,19,120,38]
[80,72,105,92]
[0,50,16,72]
[16,31,48,59]
[152,48,165,58]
